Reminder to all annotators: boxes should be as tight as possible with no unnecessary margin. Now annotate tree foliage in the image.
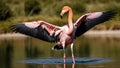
[24,0,41,16]
[0,0,12,20]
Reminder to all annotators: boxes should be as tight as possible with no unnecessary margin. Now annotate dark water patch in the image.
[19,58,112,64]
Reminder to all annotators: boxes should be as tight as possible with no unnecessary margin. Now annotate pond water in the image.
[0,33,120,68]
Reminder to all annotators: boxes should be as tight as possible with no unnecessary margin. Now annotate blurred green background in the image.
[0,0,120,33]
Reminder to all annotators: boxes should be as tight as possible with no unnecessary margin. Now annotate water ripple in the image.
[20,58,112,64]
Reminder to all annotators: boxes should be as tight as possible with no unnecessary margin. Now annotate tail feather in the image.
[52,45,63,50]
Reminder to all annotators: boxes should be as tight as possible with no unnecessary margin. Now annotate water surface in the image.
[0,34,120,68]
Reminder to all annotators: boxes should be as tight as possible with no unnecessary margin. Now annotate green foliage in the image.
[24,0,41,16]
[114,0,120,2]
[79,0,120,3]
[54,1,86,16]
[105,3,120,16]
[71,2,86,14]
[0,0,120,33]
[0,1,12,20]
[54,3,64,16]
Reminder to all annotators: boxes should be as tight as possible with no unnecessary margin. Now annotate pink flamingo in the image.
[10,6,115,63]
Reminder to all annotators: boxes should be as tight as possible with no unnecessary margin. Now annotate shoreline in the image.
[0,30,120,38]
[0,33,28,39]
[84,30,120,38]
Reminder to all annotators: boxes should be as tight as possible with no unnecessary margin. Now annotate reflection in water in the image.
[0,39,13,68]
[5,41,13,68]
[0,35,120,68]
[24,64,75,68]
[25,37,40,58]
[78,41,90,57]
[64,64,75,68]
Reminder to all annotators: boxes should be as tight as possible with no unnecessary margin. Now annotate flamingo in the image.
[10,6,116,64]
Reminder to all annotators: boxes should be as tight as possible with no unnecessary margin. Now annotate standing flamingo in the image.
[10,6,116,64]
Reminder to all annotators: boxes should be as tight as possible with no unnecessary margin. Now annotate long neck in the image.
[67,8,73,35]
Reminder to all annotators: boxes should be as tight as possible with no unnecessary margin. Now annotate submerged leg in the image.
[62,41,66,63]
[71,43,75,64]
[63,49,66,63]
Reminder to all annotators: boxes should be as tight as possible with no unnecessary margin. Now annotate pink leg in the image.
[64,63,66,68]
[72,52,75,64]
[71,43,75,64]
[62,41,66,63]
[63,52,66,63]
[72,63,75,68]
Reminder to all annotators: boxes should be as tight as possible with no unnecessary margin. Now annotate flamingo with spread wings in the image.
[10,6,116,64]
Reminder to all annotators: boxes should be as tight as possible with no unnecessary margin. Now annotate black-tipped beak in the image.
[60,12,63,19]
[60,15,63,19]
[60,11,63,19]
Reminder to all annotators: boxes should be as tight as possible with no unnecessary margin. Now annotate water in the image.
[0,34,120,68]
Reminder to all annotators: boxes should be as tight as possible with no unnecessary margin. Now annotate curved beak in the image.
[60,12,63,19]
[60,10,66,19]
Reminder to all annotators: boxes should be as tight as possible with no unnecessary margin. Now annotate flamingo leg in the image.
[71,43,75,64]
[63,49,66,63]
[62,41,66,63]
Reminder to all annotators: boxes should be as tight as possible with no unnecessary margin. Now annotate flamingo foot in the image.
[72,54,75,64]
[63,53,66,63]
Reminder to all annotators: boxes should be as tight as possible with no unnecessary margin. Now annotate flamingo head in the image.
[60,6,71,18]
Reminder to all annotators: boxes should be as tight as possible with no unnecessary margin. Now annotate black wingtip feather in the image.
[97,10,117,23]
[104,10,116,19]
[75,10,117,38]
[9,24,17,32]
[10,23,60,43]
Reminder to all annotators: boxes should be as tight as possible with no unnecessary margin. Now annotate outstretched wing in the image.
[74,10,116,37]
[10,21,62,42]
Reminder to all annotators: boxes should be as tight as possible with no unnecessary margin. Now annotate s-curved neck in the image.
[67,8,73,35]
